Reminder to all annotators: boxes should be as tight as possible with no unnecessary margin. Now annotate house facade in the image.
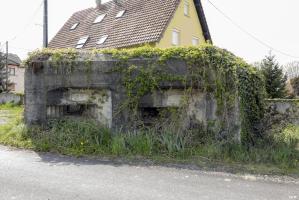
[49,0,211,49]
[7,54,24,94]
[156,0,210,48]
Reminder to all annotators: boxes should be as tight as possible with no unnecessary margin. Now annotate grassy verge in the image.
[0,104,298,177]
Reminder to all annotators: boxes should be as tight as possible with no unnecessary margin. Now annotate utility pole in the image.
[5,41,8,91]
[43,0,48,48]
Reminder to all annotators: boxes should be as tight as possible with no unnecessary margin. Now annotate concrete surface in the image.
[25,55,241,139]
[0,93,22,105]
[0,145,298,200]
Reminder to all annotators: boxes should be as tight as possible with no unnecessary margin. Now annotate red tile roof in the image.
[49,0,211,49]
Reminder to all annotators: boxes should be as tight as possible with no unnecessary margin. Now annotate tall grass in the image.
[0,105,298,173]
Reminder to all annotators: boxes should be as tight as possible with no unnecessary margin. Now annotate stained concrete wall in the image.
[0,93,23,104]
[25,53,241,139]
[46,89,112,128]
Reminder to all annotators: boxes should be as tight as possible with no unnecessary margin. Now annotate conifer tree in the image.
[260,53,287,98]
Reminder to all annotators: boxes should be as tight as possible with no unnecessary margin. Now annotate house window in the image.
[172,29,180,46]
[70,23,79,30]
[9,68,15,76]
[97,35,108,45]
[192,37,199,46]
[76,36,89,49]
[93,14,106,23]
[184,1,190,16]
[116,10,126,18]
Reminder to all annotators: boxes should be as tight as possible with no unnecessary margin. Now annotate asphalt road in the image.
[0,145,298,200]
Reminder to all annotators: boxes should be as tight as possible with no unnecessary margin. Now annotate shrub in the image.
[158,132,188,154]
[125,131,155,156]
[111,135,126,155]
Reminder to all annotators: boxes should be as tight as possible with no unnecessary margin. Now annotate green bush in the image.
[125,131,154,156]
[158,132,188,154]
[111,135,126,155]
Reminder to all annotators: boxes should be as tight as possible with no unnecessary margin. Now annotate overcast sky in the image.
[0,0,298,65]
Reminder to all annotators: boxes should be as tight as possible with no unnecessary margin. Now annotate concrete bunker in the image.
[24,50,242,140]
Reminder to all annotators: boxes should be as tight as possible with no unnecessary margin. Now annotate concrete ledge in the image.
[0,93,23,105]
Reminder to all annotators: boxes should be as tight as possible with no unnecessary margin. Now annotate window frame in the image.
[172,29,180,46]
[184,0,190,16]
[70,23,79,30]
[116,10,126,18]
[76,36,89,49]
[192,37,199,46]
[93,14,107,24]
[97,35,109,45]
[9,67,16,76]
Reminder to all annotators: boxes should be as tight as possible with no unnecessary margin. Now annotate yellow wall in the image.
[156,0,206,48]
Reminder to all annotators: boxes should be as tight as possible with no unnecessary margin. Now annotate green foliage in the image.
[237,67,265,146]
[105,45,265,146]
[259,53,287,98]
[24,119,112,154]
[158,132,187,154]
[111,135,126,155]
[196,141,298,168]
[24,48,79,67]
[274,124,299,147]
[125,131,155,156]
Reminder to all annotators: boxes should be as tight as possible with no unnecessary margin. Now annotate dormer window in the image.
[94,14,106,23]
[97,35,108,45]
[70,23,79,30]
[116,10,126,18]
[76,36,89,49]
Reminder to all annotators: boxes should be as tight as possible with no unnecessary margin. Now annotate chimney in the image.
[95,0,102,7]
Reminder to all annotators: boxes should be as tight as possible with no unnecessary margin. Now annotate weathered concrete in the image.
[25,53,241,138]
[46,89,113,127]
[0,92,23,104]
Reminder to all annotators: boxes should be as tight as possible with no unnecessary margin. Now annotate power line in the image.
[9,45,35,52]
[8,0,43,42]
[0,1,43,55]
[205,0,299,59]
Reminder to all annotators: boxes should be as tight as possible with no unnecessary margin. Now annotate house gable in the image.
[156,0,206,48]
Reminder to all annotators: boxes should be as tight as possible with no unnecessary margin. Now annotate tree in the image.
[260,53,287,98]
[0,50,6,93]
